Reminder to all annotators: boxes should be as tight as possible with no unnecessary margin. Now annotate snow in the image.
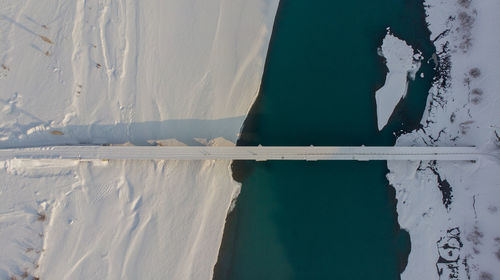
[0,0,279,279]
[387,0,500,279]
[375,30,421,131]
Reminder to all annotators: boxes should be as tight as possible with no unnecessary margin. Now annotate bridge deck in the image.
[0,146,484,161]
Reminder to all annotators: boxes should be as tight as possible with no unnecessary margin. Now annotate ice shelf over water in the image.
[375,30,421,131]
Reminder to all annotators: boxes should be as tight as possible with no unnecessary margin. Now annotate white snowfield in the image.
[389,0,500,279]
[0,0,279,279]
[375,31,421,131]
[0,145,489,161]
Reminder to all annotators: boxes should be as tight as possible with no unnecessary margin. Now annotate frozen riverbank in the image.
[388,0,500,279]
[0,0,279,279]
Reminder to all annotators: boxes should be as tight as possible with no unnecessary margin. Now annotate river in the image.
[215,0,435,279]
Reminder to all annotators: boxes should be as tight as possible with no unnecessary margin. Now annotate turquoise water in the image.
[215,0,435,279]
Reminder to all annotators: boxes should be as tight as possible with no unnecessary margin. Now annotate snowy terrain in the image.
[0,0,279,279]
[387,0,500,279]
[376,30,421,131]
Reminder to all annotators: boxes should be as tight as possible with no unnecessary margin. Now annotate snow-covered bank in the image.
[0,0,279,279]
[375,30,421,131]
[388,0,500,279]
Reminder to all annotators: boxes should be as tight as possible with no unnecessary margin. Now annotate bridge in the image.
[0,145,488,161]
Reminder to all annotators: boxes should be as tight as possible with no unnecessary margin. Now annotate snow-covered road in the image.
[0,146,488,161]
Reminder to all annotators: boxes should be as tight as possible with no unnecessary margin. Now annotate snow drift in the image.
[0,0,279,279]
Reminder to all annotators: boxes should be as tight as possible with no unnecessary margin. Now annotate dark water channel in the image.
[215,0,436,279]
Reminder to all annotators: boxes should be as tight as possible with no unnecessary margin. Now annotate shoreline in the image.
[213,1,286,278]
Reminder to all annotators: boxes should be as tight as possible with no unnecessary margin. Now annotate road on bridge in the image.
[0,146,486,161]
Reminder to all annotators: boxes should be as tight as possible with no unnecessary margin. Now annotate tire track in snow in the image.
[97,0,113,96]
[68,0,136,126]
[98,0,137,123]
[118,0,138,126]
[70,0,91,123]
